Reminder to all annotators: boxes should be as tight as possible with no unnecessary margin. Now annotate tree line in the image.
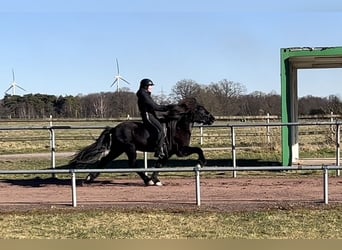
[0,79,341,119]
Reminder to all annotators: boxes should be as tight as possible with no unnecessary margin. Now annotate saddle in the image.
[159,118,178,154]
[156,107,183,154]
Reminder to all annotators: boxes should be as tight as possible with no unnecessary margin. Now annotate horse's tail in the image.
[69,126,112,165]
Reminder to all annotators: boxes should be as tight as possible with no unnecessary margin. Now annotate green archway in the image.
[281,46,342,166]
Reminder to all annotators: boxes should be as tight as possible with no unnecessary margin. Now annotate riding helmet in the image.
[140,78,154,89]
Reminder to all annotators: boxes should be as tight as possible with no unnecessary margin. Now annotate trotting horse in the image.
[69,97,215,186]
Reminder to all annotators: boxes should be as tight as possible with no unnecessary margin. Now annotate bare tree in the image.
[93,94,108,118]
[239,91,281,116]
[171,79,202,101]
[208,79,247,115]
[327,95,342,114]
[153,92,173,105]
[299,95,329,115]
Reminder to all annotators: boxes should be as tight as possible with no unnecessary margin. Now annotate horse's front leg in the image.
[178,146,206,166]
[150,157,168,186]
[126,147,152,186]
[85,171,100,183]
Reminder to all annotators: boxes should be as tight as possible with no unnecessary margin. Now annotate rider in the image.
[136,78,170,159]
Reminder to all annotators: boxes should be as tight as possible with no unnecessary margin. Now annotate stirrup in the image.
[154,151,166,159]
[154,147,167,159]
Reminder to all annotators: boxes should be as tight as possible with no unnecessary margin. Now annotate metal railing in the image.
[0,164,338,207]
[197,121,342,177]
[1,121,341,172]
[0,122,342,207]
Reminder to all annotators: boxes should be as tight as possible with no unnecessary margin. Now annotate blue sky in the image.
[1,0,342,98]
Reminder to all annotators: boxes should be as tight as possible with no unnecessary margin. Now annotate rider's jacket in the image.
[136,88,168,118]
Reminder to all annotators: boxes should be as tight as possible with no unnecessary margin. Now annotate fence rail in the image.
[0,165,338,207]
[1,121,342,170]
[1,121,342,207]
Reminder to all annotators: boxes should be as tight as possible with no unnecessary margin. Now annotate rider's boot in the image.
[154,143,168,159]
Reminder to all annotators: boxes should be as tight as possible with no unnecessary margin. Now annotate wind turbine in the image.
[5,69,26,96]
[110,58,130,92]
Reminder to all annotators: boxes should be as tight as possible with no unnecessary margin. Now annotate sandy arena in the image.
[1,175,342,212]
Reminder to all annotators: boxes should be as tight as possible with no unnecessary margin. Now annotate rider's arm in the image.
[142,91,168,112]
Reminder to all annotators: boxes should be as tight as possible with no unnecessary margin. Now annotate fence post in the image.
[330,112,334,141]
[71,170,77,207]
[194,164,201,206]
[266,113,270,144]
[336,123,340,176]
[49,115,53,127]
[323,166,329,204]
[231,126,237,178]
[49,127,56,178]
[144,152,148,175]
[200,126,203,146]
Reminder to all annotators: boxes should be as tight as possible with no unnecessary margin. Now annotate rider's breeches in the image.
[142,112,165,148]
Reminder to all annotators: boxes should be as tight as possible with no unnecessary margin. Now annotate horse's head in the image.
[193,105,215,125]
[164,97,215,125]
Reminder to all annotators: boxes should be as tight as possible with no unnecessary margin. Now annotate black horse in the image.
[69,97,215,186]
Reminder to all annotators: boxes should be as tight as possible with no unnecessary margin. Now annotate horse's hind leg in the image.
[137,172,153,186]
[125,145,152,186]
[85,149,122,183]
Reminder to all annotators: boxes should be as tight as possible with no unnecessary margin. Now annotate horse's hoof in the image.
[84,176,93,183]
[146,180,155,186]
[154,181,163,186]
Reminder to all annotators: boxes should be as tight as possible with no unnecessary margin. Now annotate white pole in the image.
[195,164,201,206]
[200,126,203,145]
[144,152,148,175]
[266,113,270,144]
[49,114,53,127]
[331,112,334,141]
[49,128,56,178]
[323,166,329,204]
[336,124,340,176]
[231,126,237,178]
[71,171,77,207]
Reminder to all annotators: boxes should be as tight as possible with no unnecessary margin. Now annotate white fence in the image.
[1,121,341,170]
[0,165,338,207]
[0,122,342,207]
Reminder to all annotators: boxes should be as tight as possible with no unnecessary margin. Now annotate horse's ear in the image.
[179,97,197,111]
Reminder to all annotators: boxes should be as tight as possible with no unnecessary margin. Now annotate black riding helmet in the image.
[140,78,154,89]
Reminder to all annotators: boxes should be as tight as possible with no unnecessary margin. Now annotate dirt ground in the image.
[1,174,342,213]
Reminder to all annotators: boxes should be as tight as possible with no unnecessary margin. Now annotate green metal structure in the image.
[281,46,342,166]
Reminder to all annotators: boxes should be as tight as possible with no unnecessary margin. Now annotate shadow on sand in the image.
[2,158,281,188]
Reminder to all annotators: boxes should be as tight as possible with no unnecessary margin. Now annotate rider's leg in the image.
[154,129,167,159]
[145,114,167,159]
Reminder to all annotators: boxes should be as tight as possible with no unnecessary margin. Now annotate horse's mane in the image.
[163,97,198,121]
[177,97,198,112]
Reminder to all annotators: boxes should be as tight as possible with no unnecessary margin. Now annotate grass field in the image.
[1,206,342,239]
